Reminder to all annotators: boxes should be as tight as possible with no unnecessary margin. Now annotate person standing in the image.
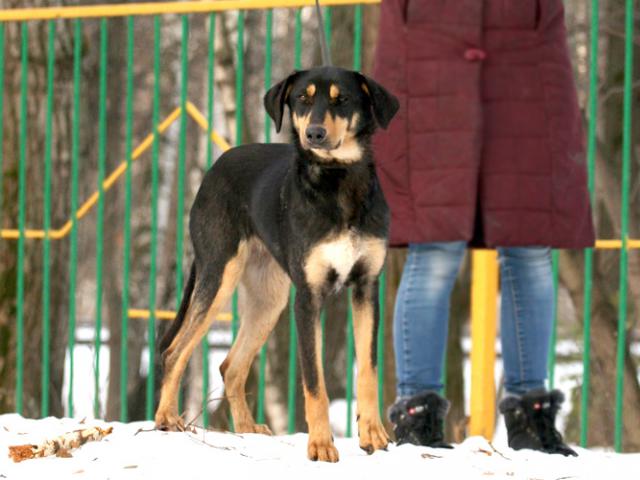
[372,0,594,456]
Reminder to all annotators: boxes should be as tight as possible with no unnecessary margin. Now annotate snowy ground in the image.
[1,414,639,480]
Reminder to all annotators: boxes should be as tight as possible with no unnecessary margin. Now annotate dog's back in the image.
[189,143,294,270]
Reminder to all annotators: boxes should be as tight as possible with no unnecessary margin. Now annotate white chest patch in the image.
[304,232,387,291]
[315,232,363,282]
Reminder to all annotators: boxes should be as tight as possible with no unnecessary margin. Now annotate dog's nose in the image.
[305,125,327,145]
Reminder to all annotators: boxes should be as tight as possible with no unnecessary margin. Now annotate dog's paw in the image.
[155,411,185,432]
[252,424,273,435]
[235,422,273,435]
[358,417,389,454]
[307,437,339,463]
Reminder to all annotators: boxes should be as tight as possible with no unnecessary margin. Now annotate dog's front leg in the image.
[352,278,390,454]
[295,286,339,463]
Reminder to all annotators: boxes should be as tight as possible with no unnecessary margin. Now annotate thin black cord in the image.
[314,0,332,66]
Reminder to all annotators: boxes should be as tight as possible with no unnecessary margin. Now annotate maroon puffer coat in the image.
[372,0,595,248]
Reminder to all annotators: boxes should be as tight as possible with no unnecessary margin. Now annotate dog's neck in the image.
[294,145,377,229]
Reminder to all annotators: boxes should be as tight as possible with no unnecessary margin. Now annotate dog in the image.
[154,66,399,462]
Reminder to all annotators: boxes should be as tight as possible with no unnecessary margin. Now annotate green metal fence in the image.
[0,0,383,438]
[0,0,637,452]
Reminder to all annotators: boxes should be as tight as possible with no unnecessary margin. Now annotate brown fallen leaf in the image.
[56,447,73,458]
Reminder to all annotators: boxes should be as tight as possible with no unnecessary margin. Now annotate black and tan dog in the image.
[155,66,399,462]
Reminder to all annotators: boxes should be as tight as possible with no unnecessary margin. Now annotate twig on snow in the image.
[487,441,511,461]
[8,426,113,463]
[421,452,443,459]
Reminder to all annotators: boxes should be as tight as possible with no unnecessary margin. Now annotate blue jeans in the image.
[394,241,554,397]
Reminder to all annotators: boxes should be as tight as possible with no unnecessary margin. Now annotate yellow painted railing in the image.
[0,0,381,21]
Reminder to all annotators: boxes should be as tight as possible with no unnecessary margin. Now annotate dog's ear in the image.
[356,73,400,130]
[264,71,301,133]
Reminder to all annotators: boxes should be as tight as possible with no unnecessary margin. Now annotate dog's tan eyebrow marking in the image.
[361,83,370,96]
[306,84,316,97]
[330,84,340,99]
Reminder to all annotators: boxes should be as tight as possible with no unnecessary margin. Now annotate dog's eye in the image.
[297,93,310,103]
[331,95,349,105]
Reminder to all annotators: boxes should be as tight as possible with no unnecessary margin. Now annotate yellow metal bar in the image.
[469,249,499,440]
[595,238,640,249]
[0,104,235,241]
[0,0,381,22]
[128,308,232,322]
[1,106,181,240]
[186,101,231,152]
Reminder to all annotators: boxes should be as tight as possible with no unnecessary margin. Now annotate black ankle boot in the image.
[388,391,453,448]
[499,389,577,457]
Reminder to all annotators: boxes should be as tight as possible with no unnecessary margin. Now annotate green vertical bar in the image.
[286,8,303,435]
[345,292,354,438]
[120,16,135,423]
[175,15,189,414]
[353,5,362,71]
[256,8,273,426]
[94,17,108,419]
[0,23,4,233]
[323,6,332,48]
[614,0,634,453]
[41,20,55,418]
[176,15,188,308]
[263,10,273,143]
[256,347,268,424]
[377,270,386,418]
[206,13,216,170]
[147,15,162,421]
[230,10,245,347]
[235,10,244,147]
[68,19,83,417]
[548,250,560,389]
[288,287,297,434]
[294,9,302,71]
[581,0,599,448]
[344,6,361,437]
[15,22,29,415]
[226,10,244,432]
[202,11,216,429]
[319,2,333,396]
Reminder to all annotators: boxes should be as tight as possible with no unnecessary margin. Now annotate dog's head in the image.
[264,67,399,163]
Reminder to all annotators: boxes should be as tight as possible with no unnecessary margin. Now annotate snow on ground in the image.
[1,414,639,480]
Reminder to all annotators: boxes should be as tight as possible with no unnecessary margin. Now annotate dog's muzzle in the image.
[305,124,328,148]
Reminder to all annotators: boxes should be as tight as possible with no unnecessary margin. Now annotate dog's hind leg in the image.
[220,240,290,434]
[155,241,248,431]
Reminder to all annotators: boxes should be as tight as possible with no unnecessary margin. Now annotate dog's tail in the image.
[159,262,196,356]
